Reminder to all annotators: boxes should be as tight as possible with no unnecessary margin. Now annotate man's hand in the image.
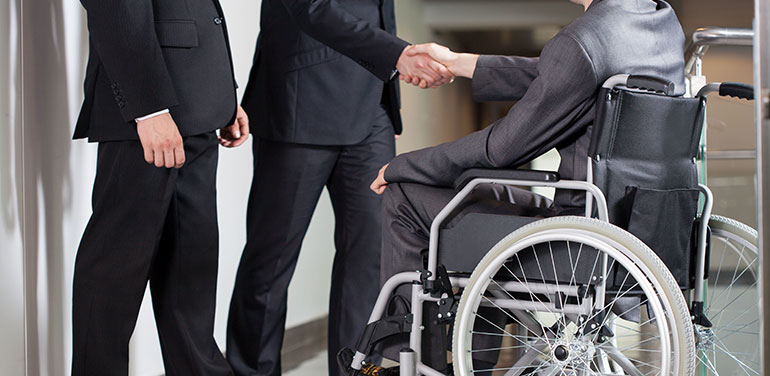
[405,43,480,83]
[137,112,186,168]
[370,163,390,195]
[219,105,250,148]
[396,46,454,89]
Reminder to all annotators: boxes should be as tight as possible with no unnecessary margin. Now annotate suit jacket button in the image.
[110,83,118,89]
[213,17,222,25]
[118,101,126,108]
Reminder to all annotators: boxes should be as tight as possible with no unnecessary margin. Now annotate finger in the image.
[414,63,440,82]
[164,148,175,168]
[430,76,451,88]
[419,79,429,89]
[406,44,429,56]
[239,112,250,130]
[142,144,154,165]
[429,61,453,78]
[231,131,249,147]
[370,177,383,192]
[174,145,186,168]
[154,150,165,168]
[416,68,440,84]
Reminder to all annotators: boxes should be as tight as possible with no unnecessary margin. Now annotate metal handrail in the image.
[686,27,754,74]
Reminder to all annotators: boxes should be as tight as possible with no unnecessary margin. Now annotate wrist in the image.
[453,54,479,79]
[135,109,170,123]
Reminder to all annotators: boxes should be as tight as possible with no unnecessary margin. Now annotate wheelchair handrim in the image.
[453,224,681,376]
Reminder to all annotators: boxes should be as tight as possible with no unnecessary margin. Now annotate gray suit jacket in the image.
[384,0,685,209]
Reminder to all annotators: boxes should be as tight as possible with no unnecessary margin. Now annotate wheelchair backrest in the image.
[589,81,706,287]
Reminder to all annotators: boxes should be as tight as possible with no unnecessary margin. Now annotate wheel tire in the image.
[451,216,696,376]
[708,214,758,249]
[696,215,759,375]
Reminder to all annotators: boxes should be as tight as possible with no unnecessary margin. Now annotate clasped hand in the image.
[396,43,454,89]
[397,43,467,89]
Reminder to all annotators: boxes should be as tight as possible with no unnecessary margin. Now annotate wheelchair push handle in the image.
[626,75,677,96]
[696,82,755,100]
[602,74,676,96]
[718,82,754,100]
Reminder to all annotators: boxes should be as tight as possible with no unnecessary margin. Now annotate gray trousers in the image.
[380,182,554,368]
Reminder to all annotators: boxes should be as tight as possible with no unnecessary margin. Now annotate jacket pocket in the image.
[617,186,700,288]
[155,20,199,48]
[285,46,339,72]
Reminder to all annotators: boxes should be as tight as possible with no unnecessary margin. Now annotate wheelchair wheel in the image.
[452,216,695,376]
[696,215,759,375]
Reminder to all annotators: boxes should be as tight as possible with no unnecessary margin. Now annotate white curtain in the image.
[18,0,92,374]
[1,0,25,371]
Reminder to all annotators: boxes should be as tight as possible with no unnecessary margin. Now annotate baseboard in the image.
[281,315,329,373]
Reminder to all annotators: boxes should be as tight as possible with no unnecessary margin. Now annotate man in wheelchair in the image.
[356,0,689,374]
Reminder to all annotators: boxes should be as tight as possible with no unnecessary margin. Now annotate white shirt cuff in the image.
[135,109,170,123]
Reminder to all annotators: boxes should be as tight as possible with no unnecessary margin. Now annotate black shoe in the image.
[337,348,398,376]
[360,362,398,376]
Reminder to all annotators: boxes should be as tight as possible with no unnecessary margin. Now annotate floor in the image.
[285,351,328,376]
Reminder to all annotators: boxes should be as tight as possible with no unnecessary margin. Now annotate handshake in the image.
[395,43,479,89]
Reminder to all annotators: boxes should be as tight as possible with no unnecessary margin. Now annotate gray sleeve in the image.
[471,55,540,102]
[384,33,598,187]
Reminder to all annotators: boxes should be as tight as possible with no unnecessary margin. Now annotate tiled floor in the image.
[285,351,328,376]
[282,288,760,375]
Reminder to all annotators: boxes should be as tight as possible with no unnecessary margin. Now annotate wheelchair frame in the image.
[348,76,716,376]
[351,178,614,376]
[346,28,759,376]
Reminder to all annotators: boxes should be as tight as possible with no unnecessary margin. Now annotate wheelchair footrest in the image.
[337,348,398,376]
[355,314,413,355]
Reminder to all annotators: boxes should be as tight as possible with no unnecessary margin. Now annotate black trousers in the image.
[226,110,395,376]
[380,182,555,368]
[72,132,232,376]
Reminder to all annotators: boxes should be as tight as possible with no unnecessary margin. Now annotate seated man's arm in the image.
[405,43,537,97]
[383,33,598,187]
[472,55,540,102]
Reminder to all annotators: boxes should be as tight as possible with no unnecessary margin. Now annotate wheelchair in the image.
[341,36,758,376]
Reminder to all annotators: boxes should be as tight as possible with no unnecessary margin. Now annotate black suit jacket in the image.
[74,0,237,142]
[241,0,409,146]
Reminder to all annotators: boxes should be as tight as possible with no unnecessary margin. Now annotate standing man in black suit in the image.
[225,1,452,375]
[72,0,249,374]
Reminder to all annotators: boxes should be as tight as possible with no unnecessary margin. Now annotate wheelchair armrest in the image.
[453,168,561,190]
